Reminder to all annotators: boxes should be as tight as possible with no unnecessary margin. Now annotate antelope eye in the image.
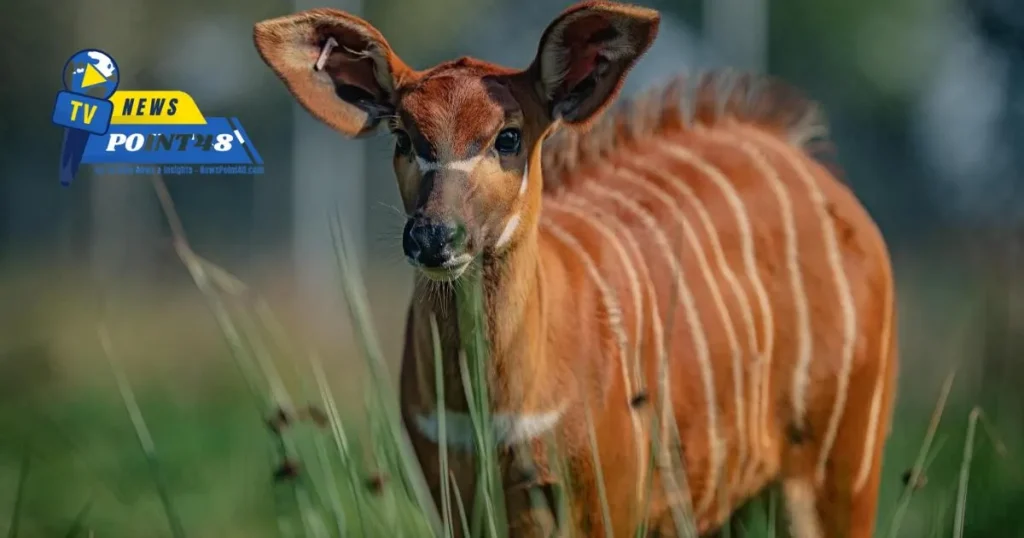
[494,128,521,155]
[393,130,412,155]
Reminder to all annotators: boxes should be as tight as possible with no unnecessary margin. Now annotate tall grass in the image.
[99,325,186,538]
[151,176,441,537]
[144,175,1017,537]
[3,175,1018,537]
[147,174,611,537]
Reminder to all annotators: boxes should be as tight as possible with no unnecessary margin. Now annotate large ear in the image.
[253,8,412,137]
[529,1,659,126]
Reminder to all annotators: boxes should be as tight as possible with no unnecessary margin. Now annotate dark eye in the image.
[393,130,412,155]
[494,128,521,155]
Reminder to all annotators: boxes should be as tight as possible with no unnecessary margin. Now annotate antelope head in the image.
[253,1,659,281]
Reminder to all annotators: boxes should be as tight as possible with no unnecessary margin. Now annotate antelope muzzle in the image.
[402,214,471,280]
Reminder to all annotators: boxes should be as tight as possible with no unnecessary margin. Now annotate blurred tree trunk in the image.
[292,0,365,338]
[79,0,163,288]
[967,0,1024,418]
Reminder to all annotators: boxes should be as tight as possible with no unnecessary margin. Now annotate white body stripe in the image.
[414,405,567,451]
[742,129,857,486]
[584,179,720,516]
[561,194,646,391]
[578,181,692,520]
[542,217,637,499]
[710,131,812,434]
[658,138,775,460]
[494,213,521,249]
[547,198,647,500]
[628,155,754,492]
[615,169,733,514]
[518,164,530,196]
[565,190,667,502]
[541,217,633,401]
[853,277,894,492]
[783,478,824,538]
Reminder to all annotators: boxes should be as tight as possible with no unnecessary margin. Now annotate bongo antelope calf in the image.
[254,2,898,536]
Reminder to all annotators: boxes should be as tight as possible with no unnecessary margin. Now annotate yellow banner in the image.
[109,91,206,124]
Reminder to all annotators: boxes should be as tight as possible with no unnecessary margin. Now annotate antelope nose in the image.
[403,217,458,268]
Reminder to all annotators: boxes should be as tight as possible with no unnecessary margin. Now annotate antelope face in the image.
[254,1,659,281]
[388,64,539,280]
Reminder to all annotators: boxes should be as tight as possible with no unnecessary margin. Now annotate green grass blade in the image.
[311,352,369,536]
[62,497,95,538]
[456,351,499,538]
[449,471,472,538]
[430,315,454,538]
[6,450,30,538]
[953,407,982,538]
[99,324,187,538]
[634,407,661,537]
[309,400,349,538]
[329,210,442,536]
[582,399,613,538]
[544,433,573,538]
[454,265,508,537]
[886,370,956,538]
[150,176,270,414]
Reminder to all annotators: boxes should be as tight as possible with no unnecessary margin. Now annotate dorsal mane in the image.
[540,70,839,193]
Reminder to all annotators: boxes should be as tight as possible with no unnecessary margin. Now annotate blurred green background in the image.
[2,0,1023,536]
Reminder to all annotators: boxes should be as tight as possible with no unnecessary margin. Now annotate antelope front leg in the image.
[505,482,561,537]
[402,409,480,538]
[503,439,564,537]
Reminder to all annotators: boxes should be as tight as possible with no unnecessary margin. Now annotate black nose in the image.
[403,217,458,268]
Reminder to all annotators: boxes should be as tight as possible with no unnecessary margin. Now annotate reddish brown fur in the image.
[254,2,898,537]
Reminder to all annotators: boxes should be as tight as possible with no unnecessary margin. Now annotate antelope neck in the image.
[414,152,565,430]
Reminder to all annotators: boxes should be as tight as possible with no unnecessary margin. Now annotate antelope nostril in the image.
[429,222,457,246]
[402,220,421,261]
[403,218,459,268]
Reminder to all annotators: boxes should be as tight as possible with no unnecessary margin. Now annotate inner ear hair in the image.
[552,56,609,120]
[317,33,396,134]
[530,2,660,126]
[336,85,394,125]
[253,8,410,137]
[319,35,395,125]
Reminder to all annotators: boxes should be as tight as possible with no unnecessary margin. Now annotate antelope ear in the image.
[529,1,659,125]
[253,8,412,137]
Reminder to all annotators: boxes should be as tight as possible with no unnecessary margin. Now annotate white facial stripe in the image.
[518,164,529,196]
[494,213,520,249]
[415,156,484,174]
[447,155,484,173]
[414,156,436,172]
[414,405,568,451]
